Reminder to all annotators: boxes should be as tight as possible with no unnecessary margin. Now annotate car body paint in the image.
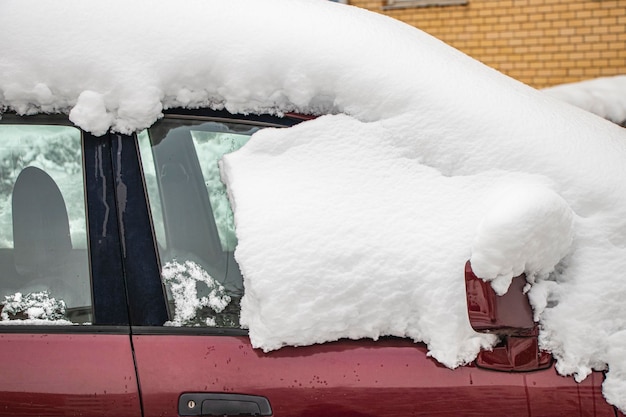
[0,332,141,417]
[132,334,614,417]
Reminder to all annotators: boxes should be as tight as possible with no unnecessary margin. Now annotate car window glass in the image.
[137,119,259,328]
[137,130,168,249]
[190,129,251,251]
[0,125,92,325]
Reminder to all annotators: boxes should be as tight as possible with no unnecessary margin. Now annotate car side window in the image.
[0,124,92,325]
[137,118,260,328]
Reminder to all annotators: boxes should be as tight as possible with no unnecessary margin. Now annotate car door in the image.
[119,109,615,417]
[0,115,141,417]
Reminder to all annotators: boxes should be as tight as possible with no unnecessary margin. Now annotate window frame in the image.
[0,113,130,331]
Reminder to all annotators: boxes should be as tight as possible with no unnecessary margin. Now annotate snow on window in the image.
[162,260,231,327]
[3,0,626,410]
[0,291,70,324]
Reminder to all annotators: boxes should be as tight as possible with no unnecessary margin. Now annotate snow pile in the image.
[470,184,574,295]
[543,75,626,126]
[162,260,231,327]
[0,291,69,323]
[223,115,516,362]
[3,0,626,410]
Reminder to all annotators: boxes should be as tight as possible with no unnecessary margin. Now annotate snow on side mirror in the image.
[464,261,552,371]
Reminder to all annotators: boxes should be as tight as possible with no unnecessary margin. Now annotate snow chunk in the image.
[536,236,626,386]
[1,291,67,322]
[470,184,574,295]
[69,91,114,137]
[162,260,231,327]
[222,115,555,365]
[603,331,626,410]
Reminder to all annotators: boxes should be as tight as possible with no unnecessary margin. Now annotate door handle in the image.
[179,393,272,416]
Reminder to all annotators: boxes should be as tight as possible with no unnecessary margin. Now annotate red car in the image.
[0,108,617,416]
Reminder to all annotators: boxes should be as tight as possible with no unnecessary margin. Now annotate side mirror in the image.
[464,261,552,371]
[465,261,535,335]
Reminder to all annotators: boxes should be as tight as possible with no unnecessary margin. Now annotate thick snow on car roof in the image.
[3,0,626,410]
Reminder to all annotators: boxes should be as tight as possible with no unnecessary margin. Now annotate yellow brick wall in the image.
[350,0,626,88]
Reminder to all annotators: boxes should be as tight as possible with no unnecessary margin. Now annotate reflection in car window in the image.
[138,119,259,328]
[191,130,250,251]
[0,125,92,324]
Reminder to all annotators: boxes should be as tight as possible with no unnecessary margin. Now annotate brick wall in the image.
[350,0,626,88]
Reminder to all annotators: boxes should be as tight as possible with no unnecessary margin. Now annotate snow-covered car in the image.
[2,1,626,416]
[543,75,626,127]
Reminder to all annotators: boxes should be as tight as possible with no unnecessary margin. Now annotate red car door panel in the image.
[0,333,141,417]
[133,334,613,417]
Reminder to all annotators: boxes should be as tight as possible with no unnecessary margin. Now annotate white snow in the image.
[543,75,626,126]
[0,291,68,323]
[3,0,626,411]
[470,184,575,295]
[162,260,231,327]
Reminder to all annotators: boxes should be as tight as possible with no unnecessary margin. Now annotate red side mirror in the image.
[465,261,552,371]
[465,261,535,335]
